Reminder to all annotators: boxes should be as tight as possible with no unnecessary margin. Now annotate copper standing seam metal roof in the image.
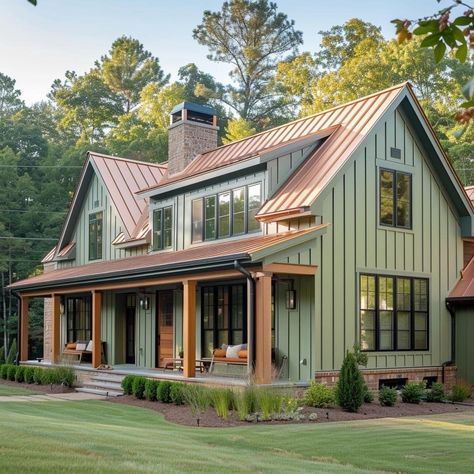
[448,256,474,301]
[11,226,327,291]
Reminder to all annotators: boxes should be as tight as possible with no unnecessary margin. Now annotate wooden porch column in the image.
[51,294,61,363]
[255,273,273,384]
[92,291,102,368]
[183,280,197,378]
[19,295,29,361]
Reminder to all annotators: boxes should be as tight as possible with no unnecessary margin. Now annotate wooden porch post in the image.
[19,295,29,361]
[183,280,197,378]
[255,273,273,384]
[51,294,61,363]
[92,291,102,368]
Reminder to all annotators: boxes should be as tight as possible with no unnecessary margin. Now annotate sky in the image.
[0,0,452,104]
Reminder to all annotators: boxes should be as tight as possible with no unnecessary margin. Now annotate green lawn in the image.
[0,401,473,473]
[0,384,41,396]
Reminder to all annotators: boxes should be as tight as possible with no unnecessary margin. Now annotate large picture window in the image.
[360,274,428,352]
[67,296,92,343]
[379,169,412,229]
[88,211,103,261]
[201,284,246,357]
[191,183,262,243]
[153,206,173,250]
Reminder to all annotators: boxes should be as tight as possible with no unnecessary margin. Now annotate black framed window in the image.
[67,296,92,342]
[153,206,173,250]
[379,169,412,229]
[201,284,247,357]
[88,211,103,260]
[192,183,262,243]
[360,274,429,352]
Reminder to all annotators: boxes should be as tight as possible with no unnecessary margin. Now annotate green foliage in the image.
[379,386,398,407]
[256,388,284,421]
[170,383,185,406]
[222,119,256,144]
[7,365,17,381]
[211,388,234,419]
[0,364,10,380]
[363,384,374,403]
[144,379,159,402]
[304,382,336,408]
[401,382,425,404]
[336,351,365,412]
[426,382,445,403]
[183,385,211,420]
[24,367,35,384]
[131,376,147,400]
[0,346,5,365]
[33,368,43,385]
[233,387,257,421]
[156,381,172,403]
[121,375,136,395]
[6,339,17,365]
[15,366,25,383]
[449,383,472,402]
[53,367,75,387]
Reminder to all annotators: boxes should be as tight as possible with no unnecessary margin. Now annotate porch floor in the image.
[22,360,303,388]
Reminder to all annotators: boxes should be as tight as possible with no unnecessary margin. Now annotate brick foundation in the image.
[316,365,457,391]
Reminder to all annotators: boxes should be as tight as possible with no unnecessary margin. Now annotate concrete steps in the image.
[76,373,125,397]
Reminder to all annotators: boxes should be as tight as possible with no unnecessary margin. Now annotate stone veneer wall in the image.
[316,366,457,391]
[42,262,56,361]
[167,120,218,175]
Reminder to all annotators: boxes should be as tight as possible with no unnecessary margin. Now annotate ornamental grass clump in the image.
[183,385,211,426]
[256,388,284,421]
[211,388,234,419]
[304,382,336,408]
[336,351,365,412]
[233,386,256,421]
[449,383,471,402]
[378,386,397,406]
[121,375,135,395]
[401,381,425,404]
[426,382,445,403]
[132,376,147,399]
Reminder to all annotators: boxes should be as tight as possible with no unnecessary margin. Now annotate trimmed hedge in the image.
[24,367,35,384]
[144,379,160,401]
[15,366,26,383]
[7,365,17,381]
[157,381,172,403]
[132,376,147,399]
[121,375,135,395]
[170,383,185,405]
[0,364,75,388]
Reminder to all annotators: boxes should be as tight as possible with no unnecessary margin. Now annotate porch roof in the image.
[9,225,327,294]
[447,256,474,302]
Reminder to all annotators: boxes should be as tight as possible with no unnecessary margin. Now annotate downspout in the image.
[11,290,20,365]
[234,261,255,377]
[443,300,456,384]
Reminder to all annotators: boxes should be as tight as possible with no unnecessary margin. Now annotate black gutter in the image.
[234,261,255,377]
[10,254,252,293]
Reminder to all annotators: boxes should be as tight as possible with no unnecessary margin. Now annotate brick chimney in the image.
[168,102,219,175]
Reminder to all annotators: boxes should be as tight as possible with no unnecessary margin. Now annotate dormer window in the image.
[153,206,173,251]
[191,183,262,243]
[88,211,103,261]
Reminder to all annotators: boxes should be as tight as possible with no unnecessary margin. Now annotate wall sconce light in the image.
[286,286,296,310]
[59,296,65,316]
[139,295,150,311]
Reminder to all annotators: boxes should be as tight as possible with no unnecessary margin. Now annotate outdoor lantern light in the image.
[59,296,65,316]
[139,295,150,310]
[286,288,296,310]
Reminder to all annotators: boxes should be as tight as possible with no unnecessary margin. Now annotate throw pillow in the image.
[76,343,87,351]
[85,340,93,352]
[226,344,242,359]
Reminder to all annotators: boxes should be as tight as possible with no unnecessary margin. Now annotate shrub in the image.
[33,367,44,385]
[132,376,147,399]
[170,383,185,405]
[1,364,10,380]
[0,346,4,364]
[7,365,17,381]
[449,383,471,402]
[6,339,17,365]
[157,381,172,403]
[24,367,35,384]
[211,389,233,419]
[144,379,159,401]
[304,382,335,408]
[15,366,25,383]
[379,386,397,406]
[336,351,365,412]
[121,375,136,395]
[363,383,374,403]
[54,367,75,387]
[426,383,445,403]
[401,381,425,404]
[41,368,55,385]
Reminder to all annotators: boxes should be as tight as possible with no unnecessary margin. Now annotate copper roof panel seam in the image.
[126,161,149,191]
[116,161,147,208]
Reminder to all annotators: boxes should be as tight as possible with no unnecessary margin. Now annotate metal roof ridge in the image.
[88,151,167,169]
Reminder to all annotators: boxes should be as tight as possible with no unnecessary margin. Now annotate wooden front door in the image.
[156,290,174,368]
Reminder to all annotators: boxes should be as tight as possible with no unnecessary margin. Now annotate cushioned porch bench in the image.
[62,341,92,364]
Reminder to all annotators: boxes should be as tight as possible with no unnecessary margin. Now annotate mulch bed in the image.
[0,379,74,394]
[106,395,474,428]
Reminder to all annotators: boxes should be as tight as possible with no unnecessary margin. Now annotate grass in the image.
[0,400,473,473]
[0,384,41,396]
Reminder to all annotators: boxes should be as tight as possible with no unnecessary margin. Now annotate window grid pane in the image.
[205,196,216,240]
[191,199,203,243]
[396,173,411,228]
[218,192,231,238]
[380,170,394,226]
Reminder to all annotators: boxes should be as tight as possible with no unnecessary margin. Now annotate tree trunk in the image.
[1,272,7,354]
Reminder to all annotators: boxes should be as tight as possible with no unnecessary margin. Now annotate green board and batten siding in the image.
[455,307,474,384]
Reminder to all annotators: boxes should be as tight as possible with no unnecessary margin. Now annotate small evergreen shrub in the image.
[54,367,75,387]
[401,381,425,404]
[379,386,397,406]
[449,383,471,402]
[1,364,10,380]
[24,367,35,384]
[170,382,185,405]
[6,339,17,365]
[121,375,136,395]
[157,381,172,403]
[426,382,445,403]
[144,379,159,401]
[304,382,336,408]
[15,366,26,383]
[363,383,374,403]
[336,351,364,412]
[41,368,55,385]
[132,376,146,399]
[33,367,44,384]
[7,365,17,381]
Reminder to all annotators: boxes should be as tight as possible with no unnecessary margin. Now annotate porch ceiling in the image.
[9,225,327,295]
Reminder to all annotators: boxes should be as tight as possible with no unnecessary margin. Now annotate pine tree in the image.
[336,350,364,412]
